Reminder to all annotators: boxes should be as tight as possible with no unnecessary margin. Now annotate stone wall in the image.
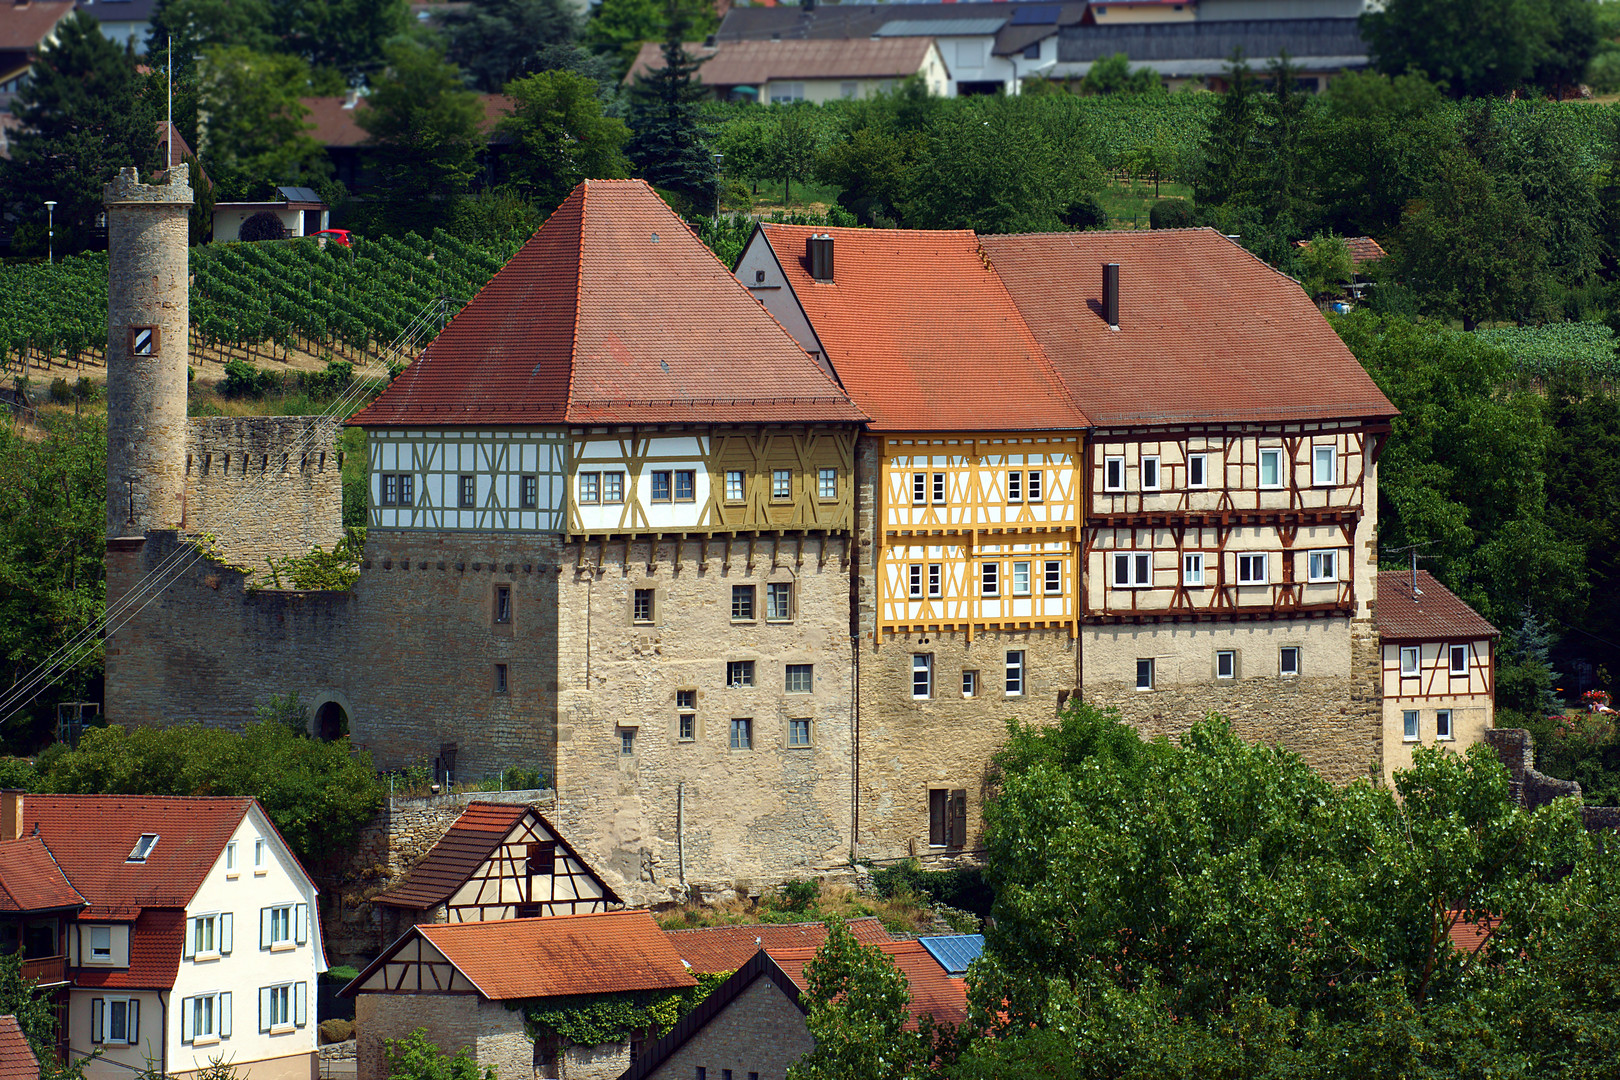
[356,994,479,1080]
[186,416,345,567]
[1484,728,1582,809]
[644,974,812,1080]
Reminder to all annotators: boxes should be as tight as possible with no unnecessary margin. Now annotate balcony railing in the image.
[21,956,66,987]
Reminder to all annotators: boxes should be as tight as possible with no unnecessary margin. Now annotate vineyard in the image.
[1476,322,1620,379]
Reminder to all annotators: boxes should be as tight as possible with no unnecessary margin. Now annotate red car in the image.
[310,228,353,248]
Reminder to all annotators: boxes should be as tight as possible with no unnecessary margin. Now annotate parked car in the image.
[310,229,353,248]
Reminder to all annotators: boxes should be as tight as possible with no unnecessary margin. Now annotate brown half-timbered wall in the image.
[1380,637,1496,784]
[352,936,476,994]
[445,816,611,921]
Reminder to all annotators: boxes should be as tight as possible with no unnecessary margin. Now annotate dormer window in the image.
[128,834,158,863]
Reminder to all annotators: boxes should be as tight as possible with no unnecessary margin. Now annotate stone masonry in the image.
[643,974,812,1080]
[186,416,344,568]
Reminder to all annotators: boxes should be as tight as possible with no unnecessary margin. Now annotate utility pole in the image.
[44,201,55,263]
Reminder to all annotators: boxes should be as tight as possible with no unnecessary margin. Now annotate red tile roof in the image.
[0,837,85,913]
[980,228,1397,427]
[626,37,938,85]
[757,224,1089,432]
[664,917,893,974]
[298,94,512,148]
[413,911,697,999]
[1447,912,1499,955]
[768,940,969,1029]
[0,1016,37,1080]
[351,181,866,429]
[1375,570,1499,642]
[72,909,185,991]
[22,795,249,919]
[0,1,74,53]
[1293,235,1388,268]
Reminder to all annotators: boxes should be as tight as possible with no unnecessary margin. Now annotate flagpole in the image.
[167,37,173,169]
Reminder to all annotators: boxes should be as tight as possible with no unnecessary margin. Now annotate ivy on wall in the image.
[518,971,731,1047]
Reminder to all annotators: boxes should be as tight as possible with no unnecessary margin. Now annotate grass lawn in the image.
[724,176,844,216]
[1097,178,1194,229]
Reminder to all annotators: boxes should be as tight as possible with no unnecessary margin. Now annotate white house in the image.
[21,794,325,1080]
[211,187,329,244]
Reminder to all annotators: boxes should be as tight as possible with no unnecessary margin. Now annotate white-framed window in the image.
[769,81,805,103]
[912,654,933,700]
[90,925,112,960]
[1011,561,1031,596]
[1007,471,1022,502]
[1403,710,1420,741]
[961,670,978,697]
[818,467,837,499]
[725,470,745,502]
[771,469,791,501]
[1307,549,1338,582]
[1279,646,1301,677]
[1141,456,1160,491]
[1183,552,1204,587]
[981,561,1000,597]
[253,838,265,869]
[127,834,158,863]
[1259,448,1283,489]
[908,564,923,599]
[181,992,231,1044]
[1237,553,1268,584]
[1043,560,1062,593]
[185,913,232,959]
[912,472,927,505]
[602,471,624,503]
[1104,457,1124,492]
[225,841,236,873]
[1450,644,1468,676]
[1027,470,1042,502]
[260,903,306,949]
[91,997,141,1045]
[931,472,946,505]
[928,564,942,598]
[1112,552,1152,588]
[1436,709,1453,741]
[258,983,305,1033]
[1216,650,1236,680]
[766,582,792,621]
[1136,658,1154,691]
[1188,453,1207,489]
[1400,646,1419,677]
[1312,444,1336,486]
[1005,651,1025,697]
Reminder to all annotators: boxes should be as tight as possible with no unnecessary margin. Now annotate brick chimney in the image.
[1,790,23,842]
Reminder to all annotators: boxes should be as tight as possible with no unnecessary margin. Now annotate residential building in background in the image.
[70,0,155,53]
[626,37,949,101]
[0,0,74,108]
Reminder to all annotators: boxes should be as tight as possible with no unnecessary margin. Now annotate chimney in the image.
[1102,262,1120,330]
[1,790,22,842]
[807,234,834,281]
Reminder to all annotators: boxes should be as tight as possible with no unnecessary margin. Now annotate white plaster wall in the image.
[1086,618,1352,692]
[735,234,828,375]
[368,428,568,532]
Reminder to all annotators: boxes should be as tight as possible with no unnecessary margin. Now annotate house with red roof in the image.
[0,1016,39,1080]
[663,916,892,974]
[1376,569,1499,784]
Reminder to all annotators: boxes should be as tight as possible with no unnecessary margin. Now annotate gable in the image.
[349,933,478,994]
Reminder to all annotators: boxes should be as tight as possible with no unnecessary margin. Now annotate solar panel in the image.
[919,934,984,977]
[1010,5,1060,25]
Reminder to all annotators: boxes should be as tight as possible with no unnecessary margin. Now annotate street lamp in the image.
[43,201,56,264]
[712,153,724,220]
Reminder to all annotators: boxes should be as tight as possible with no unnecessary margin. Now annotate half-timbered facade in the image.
[1375,570,1498,784]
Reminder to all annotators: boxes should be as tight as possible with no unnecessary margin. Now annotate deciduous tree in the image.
[498,69,631,211]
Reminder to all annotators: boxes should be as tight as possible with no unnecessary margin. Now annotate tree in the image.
[760,104,832,206]
[0,952,91,1080]
[1193,51,1264,212]
[1079,53,1163,95]
[625,4,715,208]
[443,0,583,93]
[383,1029,494,1080]
[196,47,330,202]
[1296,232,1353,303]
[1122,135,1175,198]
[1361,0,1598,98]
[498,69,631,211]
[147,0,276,63]
[0,11,160,256]
[583,0,717,75]
[278,0,409,83]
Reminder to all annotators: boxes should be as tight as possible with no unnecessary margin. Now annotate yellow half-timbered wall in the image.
[1380,636,1495,784]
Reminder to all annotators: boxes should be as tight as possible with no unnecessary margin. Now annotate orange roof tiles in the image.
[299,94,512,148]
[416,911,696,999]
[0,837,85,913]
[664,917,892,974]
[1293,235,1388,268]
[73,909,185,991]
[980,228,1396,427]
[0,1016,37,1080]
[0,1,73,53]
[768,940,969,1029]
[351,181,866,429]
[626,38,938,85]
[1375,570,1499,642]
[757,224,1088,432]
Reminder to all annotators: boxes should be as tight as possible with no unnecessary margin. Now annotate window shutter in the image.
[181,998,193,1044]
[90,999,104,1044]
[219,993,231,1039]
[949,790,967,850]
[183,919,195,960]
[259,988,272,1034]
[293,982,307,1027]
[260,908,270,949]
[220,913,233,954]
[295,903,308,945]
[127,1000,139,1045]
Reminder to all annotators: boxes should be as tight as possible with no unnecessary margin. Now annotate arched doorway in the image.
[314,700,349,741]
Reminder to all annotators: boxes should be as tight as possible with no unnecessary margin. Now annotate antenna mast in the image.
[167,38,173,169]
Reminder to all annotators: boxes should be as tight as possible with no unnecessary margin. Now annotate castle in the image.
[101,169,1413,906]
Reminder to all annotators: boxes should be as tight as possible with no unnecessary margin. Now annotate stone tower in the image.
[104,164,191,539]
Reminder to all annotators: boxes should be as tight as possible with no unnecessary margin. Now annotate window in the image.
[1183,552,1204,587]
[677,689,696,741]
[1280,646,1301,677]
[1008,471,1022,502]
[1259,448,1283,488]
[1312,445,1336,486]
[1112,551,1152,588]
[785,664,813,693]
[1450,644,1468,676]
[225,841,238,873]
[1136,658,1154,691]
[91,925,111,959]
[620,728,635,755]
[1104,457,1125,492]
[186,992,223,1042]
[772,469,792,501]
[130,326,158,355]
[675,470,696,502]
[725,470,745,502]
[929,789,966,849]
[578,472,600,504]
[1436,709,1454,741]
[697,1070,706,1080]
[818,467,837,499]
[769,81,805,103]
[92,998,142,1045]
[397,474,413,506]
[602,471,624,503]
[909,564,923,599]
[1005,651,1025,696]
[266,905,292,946]
[1216,650,1235,679]
[789,719,811,747]
[1011,561,1031,596]
[1308,550,1337,583]
[912,472,927,505]
[257,983,304,1033]
[678,713,694,740]
[381,473,398,505]
[981,562,1000,596]
[520,474,538,509]
[1188,453,1207,488]
[188,913,227,958]
[928,564,942,598]
[267,985,290,1027]
[962,670,978,697]
[767,582,792,621]
[1403,710,1420,741]
[912,654,933,699]
[1141,456,1160,491]
[1044,560,1062,593]
[726,660,754,688]
[254,838,265,868]
[841,80,858,98]
[1237,553,1268,584]
[1027,470,1042,502]
[494,585,511,624]
[128,834,158,862]
[651,471,672,503]
[932,472,947,504]
[729,719,752,749]
[458,474,475,508]
[731,585,755,621]
[633,588,654,623]
[493,664,508,694]
[1400,646,1420,677]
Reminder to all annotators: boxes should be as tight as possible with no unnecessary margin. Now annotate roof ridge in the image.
[976,234,1091,428]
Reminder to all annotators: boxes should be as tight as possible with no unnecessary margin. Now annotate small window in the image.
[1044,560,1062,593]
[130,326,159,355]
[677,689,696,741]
[1312,445,1336,486]
[620,728,635,755]
[578,472,600,504]
[520,475,538,509]
[1400,646,1419,677]
[1216,650,1235,679]
[772,469,792,501]
[981,562,1000,597]
[1308,550,1337,583]
[766,582,792,621]
[494,585,511,624]
[493,664,508,694]
[725,470,745,502]
[602,471,624,504]
[1188,453,1207,489]
[458,474,475,508]
[962,670,978,697]
[1141,456,1160,491]
[789,719,811,747]
[633,588,654,624]
[912,654,933,699]
[91,925,112,959]
[912,472,927,505]
[651,470,672,503]
[192,914,215,956]
[817,467,837,499]
[785,664,813,693]
[1279,646,1301,677]
[268,984,290,1027]
[928,564,942,598]
[678,712,694,740]
[1008,470,1022,503]
[1237,553,1267,584]
[675,470,696,502]
[225,842,236,872]
[726,660,754,688]
[731,584,755,621]
[1136,658,1154,691]
[1183,552,1204,587]
[908,564,924,599]
[191,994,215,1039]
[1449,644,1468,676]
[1112,551,1152,588]
[1005,651,1025,696]
[1027,470,1042,502]
[1403,709,1420,741]
[381,473,398,506]
[929,789,966,849]
[128,834,158,863]
[254,839,265,868]
[398,474,413,506]
[729,719,752,750]
[1259,448,1283,489]
[677,689,696,711]
[1436,709,1453,740]
[1011,561,1031,596]
[932,472,947,505]
[1104,457,1124,492]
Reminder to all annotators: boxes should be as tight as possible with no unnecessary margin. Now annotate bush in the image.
[48,378,70,404]
[869,860,994,917]
[219,359,284,399]
[384,1028,494,1080]
[777,878,821,913]
[1062,195,1110,231]
[238,211,286,243]
[318,1019,354,1044]
[299,359,355,400]
[1149,198,1196,229]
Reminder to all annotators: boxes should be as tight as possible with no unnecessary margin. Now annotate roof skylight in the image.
[127,834,159,863]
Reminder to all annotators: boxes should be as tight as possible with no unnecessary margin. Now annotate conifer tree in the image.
[626,2,715,208]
